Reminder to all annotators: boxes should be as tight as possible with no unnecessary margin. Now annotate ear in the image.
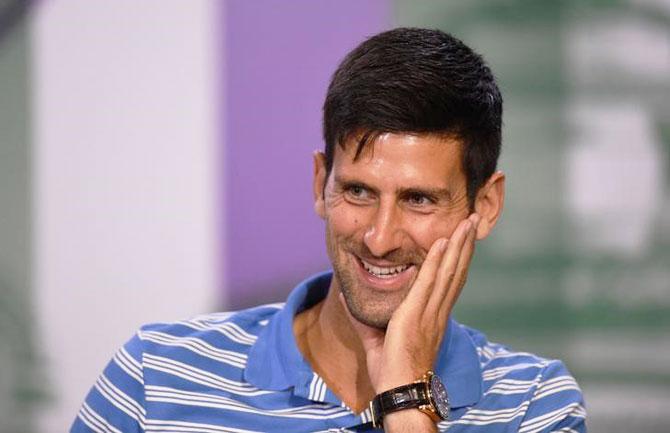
[473,171,505,240]
[313,151,327,219]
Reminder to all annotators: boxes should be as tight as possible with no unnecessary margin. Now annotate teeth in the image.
[361,260,410,278]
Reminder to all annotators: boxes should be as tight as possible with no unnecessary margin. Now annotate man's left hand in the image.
[340,213,481,430]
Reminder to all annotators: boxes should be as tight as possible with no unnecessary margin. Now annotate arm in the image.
[70,332,146,433]
[343,214,480,432]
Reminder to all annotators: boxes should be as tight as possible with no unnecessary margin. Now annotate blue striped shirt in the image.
[71,271,586,432]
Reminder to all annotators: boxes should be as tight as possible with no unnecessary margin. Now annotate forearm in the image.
[383,409,437,433]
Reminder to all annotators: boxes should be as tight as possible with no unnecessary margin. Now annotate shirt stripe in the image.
[71,274,586,433]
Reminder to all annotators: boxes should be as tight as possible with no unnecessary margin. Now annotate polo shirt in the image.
[71,271,586,432]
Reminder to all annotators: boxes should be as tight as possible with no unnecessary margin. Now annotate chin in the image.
[340,282,404,330]
[350,305,392,330]
[327,237,413,329]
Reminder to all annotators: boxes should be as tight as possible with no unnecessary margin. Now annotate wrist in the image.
[370,371,450,429]
[376,369,426,394]
[383,408,437,433]
[376,379,415,395]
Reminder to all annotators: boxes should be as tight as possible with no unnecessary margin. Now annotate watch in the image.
[369,371,450,429]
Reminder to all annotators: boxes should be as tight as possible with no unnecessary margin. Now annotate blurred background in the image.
[1,0,668,432]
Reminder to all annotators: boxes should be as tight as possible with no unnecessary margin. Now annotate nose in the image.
[363,198,404,258]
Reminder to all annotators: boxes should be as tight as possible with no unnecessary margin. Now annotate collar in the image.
[244,271,482,409]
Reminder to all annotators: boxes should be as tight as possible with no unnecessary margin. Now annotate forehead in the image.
[332,132,465,186]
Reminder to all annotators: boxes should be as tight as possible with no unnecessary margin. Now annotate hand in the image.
[340,213,480,427]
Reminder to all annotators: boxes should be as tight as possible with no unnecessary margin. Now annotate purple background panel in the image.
[224,0,390,307]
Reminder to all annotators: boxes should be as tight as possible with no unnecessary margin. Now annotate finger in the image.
[427,218,472,313]
[437,213,480,324]
[448,213,480,298]
[403,236,448,308]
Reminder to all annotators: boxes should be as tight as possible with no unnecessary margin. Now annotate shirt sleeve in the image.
[70,332,147,433]
[519,359,587,433]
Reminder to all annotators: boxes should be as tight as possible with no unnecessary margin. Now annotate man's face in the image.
[315,133,471,329]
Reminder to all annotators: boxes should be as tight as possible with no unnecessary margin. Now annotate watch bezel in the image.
[426,371,450,421]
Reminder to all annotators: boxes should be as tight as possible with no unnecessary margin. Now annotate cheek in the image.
[404,214,463,251]
[326,204,368,239]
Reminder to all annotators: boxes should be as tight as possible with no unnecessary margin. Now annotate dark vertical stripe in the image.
[0,9,43,432]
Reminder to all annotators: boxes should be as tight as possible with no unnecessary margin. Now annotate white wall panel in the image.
[32,1,222,430]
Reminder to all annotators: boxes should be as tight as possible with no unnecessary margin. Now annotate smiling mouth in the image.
[359,258,412,278]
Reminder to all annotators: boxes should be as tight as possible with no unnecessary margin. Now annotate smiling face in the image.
[314,133,472,329]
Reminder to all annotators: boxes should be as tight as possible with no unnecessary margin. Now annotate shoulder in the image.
[105,302,287,383]
[71,303,286,432]
[135,302,286,360]
[460,324,571,381]
[457,324,587,432]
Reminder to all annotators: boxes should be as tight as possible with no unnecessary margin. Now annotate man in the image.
[72,28,586,432]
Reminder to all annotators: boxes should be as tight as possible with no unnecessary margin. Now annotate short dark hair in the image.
[322,27,502,203]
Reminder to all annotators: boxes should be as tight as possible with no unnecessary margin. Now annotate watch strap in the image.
[369,382,430,428]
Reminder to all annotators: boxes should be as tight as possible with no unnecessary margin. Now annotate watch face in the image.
[430,374,450,420]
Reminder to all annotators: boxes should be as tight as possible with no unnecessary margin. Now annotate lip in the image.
[354,255,416,292]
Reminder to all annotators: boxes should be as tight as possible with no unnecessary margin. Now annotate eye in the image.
[344,184,371,201]
[406,192,433,206]
[349,185,365,196]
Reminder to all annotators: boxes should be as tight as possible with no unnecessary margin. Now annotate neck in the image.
[293,279,376,413]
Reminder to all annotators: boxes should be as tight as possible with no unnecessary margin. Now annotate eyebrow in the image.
[398,186,453,201]
[334,176,453,201]
[334,177,379,193]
